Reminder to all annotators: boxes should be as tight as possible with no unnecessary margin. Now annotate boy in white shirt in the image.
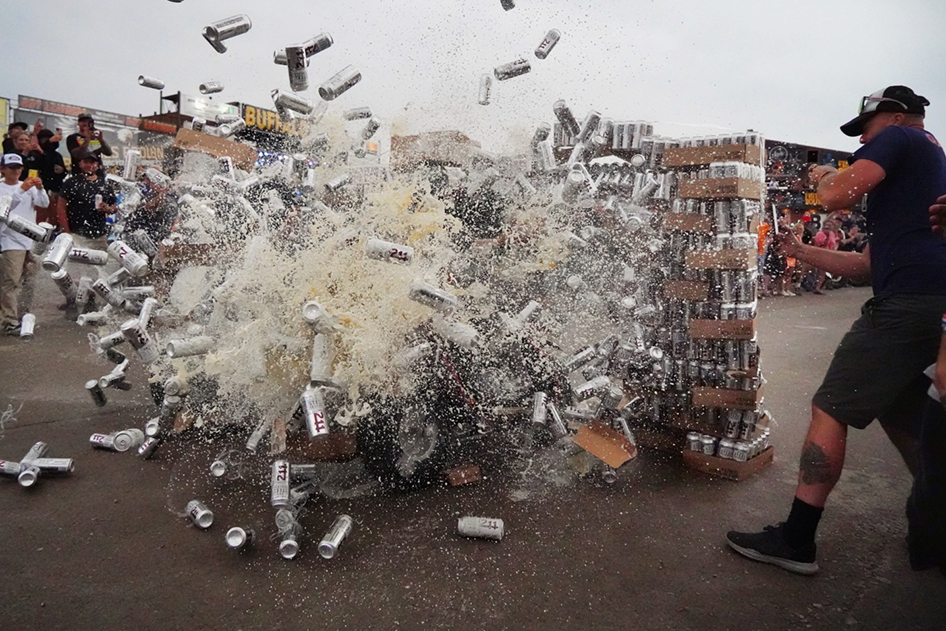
[0,153,49,335]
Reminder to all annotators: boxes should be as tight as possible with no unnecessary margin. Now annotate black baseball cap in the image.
[75,148,102,163]
[840,85,930,136]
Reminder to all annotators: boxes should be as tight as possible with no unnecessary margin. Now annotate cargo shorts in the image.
[813,294,946,431]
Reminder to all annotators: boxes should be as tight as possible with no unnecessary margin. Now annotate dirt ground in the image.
[1,280,944,631]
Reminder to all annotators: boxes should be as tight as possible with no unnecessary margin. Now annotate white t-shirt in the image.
[0,181,50,251]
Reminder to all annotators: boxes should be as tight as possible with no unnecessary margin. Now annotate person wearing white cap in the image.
[727,85,946,575]
[0,153,48,335]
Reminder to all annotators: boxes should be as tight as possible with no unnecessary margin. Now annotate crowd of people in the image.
[0,113,176,333]
[758,209,869,298]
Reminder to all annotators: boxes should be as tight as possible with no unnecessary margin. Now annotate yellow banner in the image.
[0,97,8,135]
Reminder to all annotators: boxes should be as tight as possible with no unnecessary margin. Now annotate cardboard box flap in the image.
[574,420,638,468]
[174,128,258,169]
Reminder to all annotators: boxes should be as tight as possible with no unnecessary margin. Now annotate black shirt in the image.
[60,173,116,238]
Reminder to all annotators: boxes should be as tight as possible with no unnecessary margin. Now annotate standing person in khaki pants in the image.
[0,153,49,335]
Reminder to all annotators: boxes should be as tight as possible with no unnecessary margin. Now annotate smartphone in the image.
[28,169,38,179]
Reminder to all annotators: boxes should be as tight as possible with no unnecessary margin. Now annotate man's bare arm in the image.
[813,159,886,211]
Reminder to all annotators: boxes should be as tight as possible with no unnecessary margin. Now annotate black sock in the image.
[782,497,824,548]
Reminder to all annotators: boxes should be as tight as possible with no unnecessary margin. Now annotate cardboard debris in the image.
[573,420,638,469]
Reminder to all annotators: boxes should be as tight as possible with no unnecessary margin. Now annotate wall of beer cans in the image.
[549,115,772,474]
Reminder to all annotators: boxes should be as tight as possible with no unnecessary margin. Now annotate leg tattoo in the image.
[800,442,834,485]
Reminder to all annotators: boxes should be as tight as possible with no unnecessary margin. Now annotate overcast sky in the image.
[1,0,944,154]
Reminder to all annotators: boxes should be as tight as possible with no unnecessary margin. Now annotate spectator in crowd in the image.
[838,223,868,253]
[35,129,66,225]
[124,168,178,243]
[11,130,45,182]
[0,154,49,336]
[55,149,117,250]
[811,218,840,294]
[66,114,111,173]
[2,122,28,154]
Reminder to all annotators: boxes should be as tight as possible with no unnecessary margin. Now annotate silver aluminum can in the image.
[138,75,164,90]
[137,436,161,459]
[210,459,227,478]
[546,401,568,438]
[199,81,224,95]
[430,316,478,348]
[30,222,53,253]
[290,463,320,479]
[301,300,331,330]
[120,318,160,364]
[300,387,329,438]
[577,110,601,144]
[217,156,234,179]
[161,395,183,420]
[478,74,492,106]
[733,442,750,462]
[343,107,372,121]
[573,375,611,401]
[218,120,245,136]
[271,459,291,507]
[138,297,158,329]
[0,460,23,476]
[501,0,515,9]
[724,409,741,438]
[303,32,334,57]
[98,371,128,390]
[599,385,624,410]
[206,14,251,41]
[534,29,561,59]
[325,172,351,192]
[534,140,556,172]
[122,149,141,180]
[91,279,125,310]
[686,431,702,452]
[190,117,206,132]
[42,233,73,272]
[739,411,758,440]
[69,246,109,266]
[106,268,132,288]
[20,441,49,465]
[531,122,551,147]
[17,465,41,487]
[31,458,75,473]
[186,499,214,529]
[19,313,35,340]
[4,214,48,241]
[98,331,126,351]
[49,269,77,302]
[700,435,717,456]
[166,336,214,358]
[717,438,735,460]
[89,432,118,450]
[226,527,255,550]
[279,531,300,560]
[107,240,149,277]
[365,238,413,264]
[318,514,354,559]
[272,90,314,115]
[318,65,362,101]
[361,117,381,140]
[458,516,504,541]
[86,381,108,407]
[114,429,145,452]
[309,333,334,385]
[163,376,189,397]
[531,392,548,427]
[144,418,162,437]
[493,58,531,81]
[563,346,597,374]
[408,279,458,311]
